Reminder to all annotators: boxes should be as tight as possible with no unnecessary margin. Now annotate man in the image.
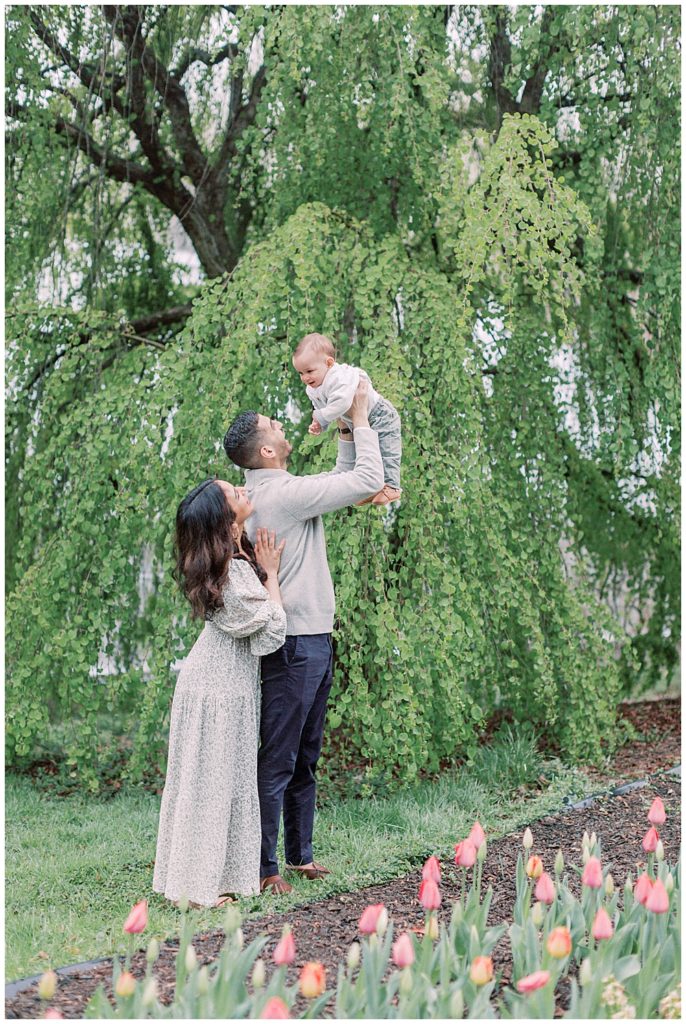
[223,382,383,894]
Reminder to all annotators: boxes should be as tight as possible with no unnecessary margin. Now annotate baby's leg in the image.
[369,398,401,496]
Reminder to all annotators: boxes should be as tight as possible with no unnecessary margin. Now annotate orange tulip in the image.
[261,997,290,1019]
[115,972,136,998]
[469,956,494,986]
[546,926,572,959]
[123,899,148,934]
[592,908,614,940]
[534,872,555,904]
[273,928,295,966]
[299,962,326,998]
[581,857,602,888]
[358,904,385,935]
[422,855,441,883]
[648,797,666,827]
[526,855,544,880]
[516,970,551,994]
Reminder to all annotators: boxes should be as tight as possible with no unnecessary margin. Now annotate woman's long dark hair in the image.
[174,479,266,619]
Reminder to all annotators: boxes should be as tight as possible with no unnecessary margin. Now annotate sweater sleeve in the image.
[210,560,287,656]
[312,366,360,427]
[281,427,384,519]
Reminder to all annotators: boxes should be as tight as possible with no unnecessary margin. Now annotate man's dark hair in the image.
[223,411,263,468]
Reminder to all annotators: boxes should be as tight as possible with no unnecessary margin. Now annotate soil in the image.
[6,697,681,1020]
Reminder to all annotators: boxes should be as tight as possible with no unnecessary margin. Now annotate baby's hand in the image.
[308,418,322,436]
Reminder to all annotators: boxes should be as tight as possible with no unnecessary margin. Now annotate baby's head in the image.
[293,333,336,388]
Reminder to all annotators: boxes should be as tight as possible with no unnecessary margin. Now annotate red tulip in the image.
[261,997,290,1018]
[534,872,555,905]
[454,839,476,867]
[123,899,148,934]
[648,797,666,827]
[526,855,544,880]
[581,857,602,888]
[468,821,486,849]
[418,878,441,910]
[592,907,614,940]
[642,826,659,853]
[299,962,326,998]
[392,932,415,968]
[358,904,385,935]
[273,928,295,966]
[422,855,441,883]
[634,873,653,906]
[645,878,670,914]
[516,970,551,994]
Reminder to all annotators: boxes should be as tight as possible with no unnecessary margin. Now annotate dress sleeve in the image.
[210,559,287,656]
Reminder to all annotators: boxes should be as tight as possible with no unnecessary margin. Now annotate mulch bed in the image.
[6,698,681,1020]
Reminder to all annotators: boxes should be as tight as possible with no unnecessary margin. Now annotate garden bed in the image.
[6,768,680,1019]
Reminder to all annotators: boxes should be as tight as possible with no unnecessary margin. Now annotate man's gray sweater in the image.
[244,428,383,635]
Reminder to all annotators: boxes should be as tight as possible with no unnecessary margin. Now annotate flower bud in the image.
[185,944,198,973]
[146,938,160,963]
[582,847,590,864]
[235,928,244,950]
[656,840,665,862]
[115,972,136,998]
[197,965,209,996]
[426,913,439,940]
[346,942,361,971]
[526,855,543,879]
[554,849,564,876]
[523,827,533,850]
[604,873,615,896]
[142,978,158,1007]
[546,926,572,959]
[590,831,598,849]
[665,872,674,894]
[299,962,326,999]
[38,972,58,1001]
[252,958,266,989]
[477,839,487,863]
[376,907,389,937]
[582,830,590,850]
[224,905,241,933]
[579,958,593,987]
[469,956,494,986]
[177,895,189,914]
[399,966,413,996]
[450,988,464,1019]
[531,901,545,927]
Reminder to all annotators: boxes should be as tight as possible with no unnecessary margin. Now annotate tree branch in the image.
[173,41,239,81]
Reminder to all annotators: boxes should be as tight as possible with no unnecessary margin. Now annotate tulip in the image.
[450,990,464,1019]
[470,956,494,986]
[477,838,488,863]
[648,797,666,826]
[592,907,614,940]
[392,932,415,968]
[177,895,189,913]
[590,831,598,849]
[123,899,148,934]
[523,827,534,850]
[469,821,486,849]
[422,855,441,883]
[634,873,653,906]
[299,962,326,998]
[197,966,209,996]
[646,878,670,914]
[235,928,244,950]
[273,928,296,966]
[579,958,593,987]
[115,972,136,998]
[604,872,615,896]
[425,913,440,940]
[665,872,674,894]
[516,970,551,994]
[185,944,198,973]
[252,959,266,989]
[581,847,590,865]
[141,978,157,1007]
[37,972,57,1001]
[546,926,572,959]
[534,872,555,904]
[399,967,413,996]
[526,855,543,880]
[261,997,290,1019]
[581,856,602,888]
[224,905,241,933]
[146,938,160,963]
[346,943,361,971]
[554,849,565,876]
[656,839,665,862]
[642,826,659,853]
[531,901,545,927]
[358,903,386,935]
[582,830,591,850]
[419,879,441,910]
[376,906,389,937]
[454,839,476,867]
[44,1012,63,1020]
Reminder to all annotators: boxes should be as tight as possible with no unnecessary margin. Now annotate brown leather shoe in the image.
[285,861,332,880]
[260,874,293,894]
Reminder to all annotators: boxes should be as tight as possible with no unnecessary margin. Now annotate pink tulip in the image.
[261,997,290,1019]
[645,878,670,914]
[642,826,659,853]
[454,839,476,867]
[392,932,415,968]
[648,797,666,827]
[592,907,614,940]
[123,899,148,934]
[422,855,441,883]
[581,857,602,888]
[418,879,441,910]
[634,873,653,906]
[534,872,555,905]
[468,821,486,849]
[273,929,295,965]
[516,970,551,994]
[358,904,386,935]
[44,1013,63,1020]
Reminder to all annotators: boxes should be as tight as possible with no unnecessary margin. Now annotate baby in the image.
[293,333,401,505]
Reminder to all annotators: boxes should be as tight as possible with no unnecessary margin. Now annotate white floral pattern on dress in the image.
[153,558,286,906]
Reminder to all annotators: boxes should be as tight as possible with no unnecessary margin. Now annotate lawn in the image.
[6,734,595,982]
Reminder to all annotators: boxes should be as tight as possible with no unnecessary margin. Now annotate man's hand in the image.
[346,378,370,430]
[308,417,322,436]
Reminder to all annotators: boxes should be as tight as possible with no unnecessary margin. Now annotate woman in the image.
[153,478,286,908]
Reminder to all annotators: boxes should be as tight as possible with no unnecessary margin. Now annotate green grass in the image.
[5,739,594,981]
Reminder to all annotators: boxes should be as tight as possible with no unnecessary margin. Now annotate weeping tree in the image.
[6,5,679,789]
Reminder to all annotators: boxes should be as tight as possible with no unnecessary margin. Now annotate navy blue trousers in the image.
[258,633,333,878]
